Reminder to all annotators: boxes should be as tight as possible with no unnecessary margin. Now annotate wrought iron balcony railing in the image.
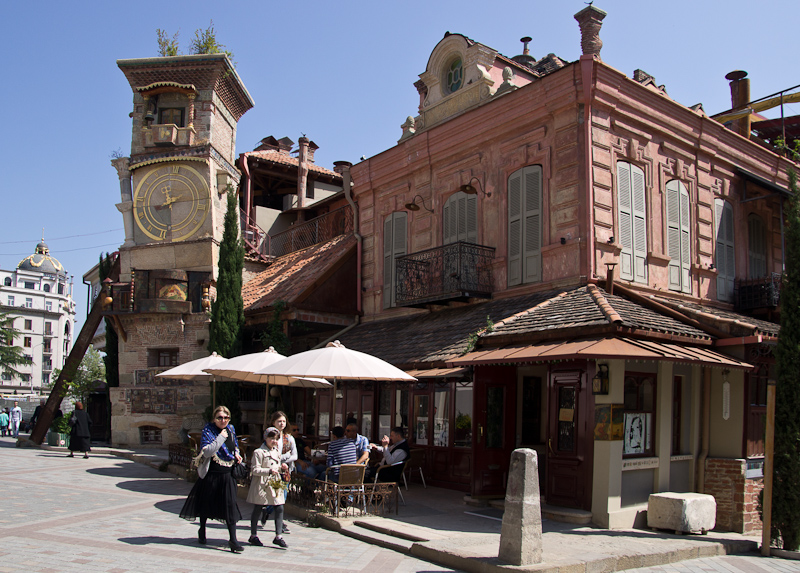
[269,206,353,258]
[395,241,495,308]
[735,272,782,310]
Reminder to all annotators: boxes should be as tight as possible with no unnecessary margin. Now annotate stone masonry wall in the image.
[704,457,763,534]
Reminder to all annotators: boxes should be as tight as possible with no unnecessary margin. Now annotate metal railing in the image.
[735,272,782,310]
[396,241,495,307]
[240,209,270,260]
[269,206,353,258]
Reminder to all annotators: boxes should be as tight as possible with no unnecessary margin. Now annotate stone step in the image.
[339,524,414,553]
[541,504,592,525]
[352,518,443,542]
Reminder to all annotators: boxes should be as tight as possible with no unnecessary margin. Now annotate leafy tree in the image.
[189,20,234,61]
[156,28,180,57]
[207,191,244,427]
[52,346,106,405]
[0,311,26,376]
[772,168,800,550]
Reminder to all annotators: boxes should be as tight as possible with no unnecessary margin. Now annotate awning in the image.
[448,337,754,370]
[405,367,469,378]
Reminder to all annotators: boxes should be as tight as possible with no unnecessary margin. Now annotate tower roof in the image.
[17,240,66,276]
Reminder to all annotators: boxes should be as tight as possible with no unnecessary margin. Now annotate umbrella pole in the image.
[330,377,337,437]
[212,377,216,411]
[263,380,270,429]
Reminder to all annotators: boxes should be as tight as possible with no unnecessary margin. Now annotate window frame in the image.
[617,161,648,283]
[159,107,184,127]
[666,180,691,293]
[714,199,736,302]
[383,211,408,309]
[622,373,657,458]
[507,165,543,286]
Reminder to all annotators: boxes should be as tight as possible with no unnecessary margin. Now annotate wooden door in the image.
[546,369,589,508]
[472,365,516,497]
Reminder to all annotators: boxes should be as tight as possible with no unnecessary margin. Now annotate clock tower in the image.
[108,54,253,447]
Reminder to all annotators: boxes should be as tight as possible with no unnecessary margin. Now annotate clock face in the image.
[133,163,210,242]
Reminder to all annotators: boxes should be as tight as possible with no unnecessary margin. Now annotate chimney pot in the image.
[574,5,607,59]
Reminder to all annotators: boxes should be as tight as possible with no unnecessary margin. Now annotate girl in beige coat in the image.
[246,427,288,548]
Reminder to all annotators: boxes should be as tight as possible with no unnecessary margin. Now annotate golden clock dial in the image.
[133,163,210,242]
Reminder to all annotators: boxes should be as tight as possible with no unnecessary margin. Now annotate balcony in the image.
[143,124,195,147]
[269,206,354,258]
[735,272,782,311]
[395,242,495,308]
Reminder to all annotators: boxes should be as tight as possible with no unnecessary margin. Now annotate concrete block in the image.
[647,492,716,534]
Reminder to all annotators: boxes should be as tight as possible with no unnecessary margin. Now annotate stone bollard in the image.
[498,448,543,565]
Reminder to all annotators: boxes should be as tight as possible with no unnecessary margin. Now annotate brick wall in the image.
[704,457,763,534]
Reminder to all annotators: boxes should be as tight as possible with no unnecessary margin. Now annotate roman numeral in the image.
[172,165,180,173]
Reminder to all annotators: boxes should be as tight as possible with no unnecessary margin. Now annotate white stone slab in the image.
[647,492,716,534]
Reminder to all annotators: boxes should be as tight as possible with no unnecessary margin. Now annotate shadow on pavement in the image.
[154,498,187,515]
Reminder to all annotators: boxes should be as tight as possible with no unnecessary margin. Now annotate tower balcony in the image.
[143,124,196,147]
[395,241,495,308]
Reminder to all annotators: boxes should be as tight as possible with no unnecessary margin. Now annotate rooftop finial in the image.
[574,4,607,59]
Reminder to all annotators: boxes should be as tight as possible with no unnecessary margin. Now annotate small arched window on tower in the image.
[445,57,463,94]
[43,284,50,293]
[3,277,10,287]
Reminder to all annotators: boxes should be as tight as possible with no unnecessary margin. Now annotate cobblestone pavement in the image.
[627,554,800,572]
[0,437,457,573]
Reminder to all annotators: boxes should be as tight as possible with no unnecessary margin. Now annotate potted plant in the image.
[47,415,71,448]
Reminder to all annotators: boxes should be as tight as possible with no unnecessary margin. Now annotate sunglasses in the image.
[215,416,230,421]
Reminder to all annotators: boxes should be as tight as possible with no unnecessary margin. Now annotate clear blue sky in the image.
[2,0,797,335]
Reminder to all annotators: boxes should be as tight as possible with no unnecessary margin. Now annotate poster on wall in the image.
[416,418,428,445]
[295,412,304,433]
[623,412,650,455]
[318,413,330,437]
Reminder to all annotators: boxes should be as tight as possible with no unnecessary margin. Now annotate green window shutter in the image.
[617,162,634,280]
[508,170,523,286]
[715,199,735,301]
[383,212,408,308]
[666,180,681,291]
[679,184,691,293]
[523,166,542,283]
[444,191,477,245]
[632,165,647,283]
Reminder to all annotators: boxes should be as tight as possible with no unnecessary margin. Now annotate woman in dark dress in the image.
[67,402,92,458]
[179,405,245,553]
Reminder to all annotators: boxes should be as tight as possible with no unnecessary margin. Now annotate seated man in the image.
[326,426,358,483]
[368,427,410,482]
[345,423,370,465]
[292,425,326,480]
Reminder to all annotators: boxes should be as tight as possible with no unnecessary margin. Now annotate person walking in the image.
[9,402,22,438]
[268,411,296,534]
[246,427,288,548]
[67,402,92,458]
[179,406,245,553]
[0,408,8,437]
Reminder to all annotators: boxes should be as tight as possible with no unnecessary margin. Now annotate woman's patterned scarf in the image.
[201,422,237,462]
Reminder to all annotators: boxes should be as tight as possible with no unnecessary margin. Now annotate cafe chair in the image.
[403,449,427,490]
[370,460,406,506]
[325,464,367,515]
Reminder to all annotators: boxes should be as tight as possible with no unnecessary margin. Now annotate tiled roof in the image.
[242,234,356,312]
[652,296,780,337]
[338,291,557,367]
[484,286,711,340]
[243,150,340,178]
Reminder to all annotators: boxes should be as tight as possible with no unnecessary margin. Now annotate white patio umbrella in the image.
[156,352,228,409]
[203,347,331,426]
[253,340,416,434]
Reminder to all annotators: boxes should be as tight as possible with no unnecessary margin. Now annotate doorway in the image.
[472,365,516,497]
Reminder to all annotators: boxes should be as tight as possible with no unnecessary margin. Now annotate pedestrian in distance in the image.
[0,408,8,437]
[67,402,92,458]
[179,405,245,553]
[246,427,289,548]
[9,401,22,438]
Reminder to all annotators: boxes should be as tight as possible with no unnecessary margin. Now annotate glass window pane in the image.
[642,378,655,411]
[378,387,391,438]
[413,394,429,445]
[486,387,504,449]
[454,382,473,447]
[361,394,372,440]
[318,389,330,437]
[433,387,450,447]
[394,388,408,431]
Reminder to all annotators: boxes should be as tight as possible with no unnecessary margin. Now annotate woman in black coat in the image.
[68,402,92,458]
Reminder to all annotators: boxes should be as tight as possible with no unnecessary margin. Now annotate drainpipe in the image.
[697,366,711,492]
[297,137,309,222]
[336,160,362,315]
[240,153,252,230]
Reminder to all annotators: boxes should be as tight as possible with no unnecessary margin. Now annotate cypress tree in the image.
[772,169,800,550]
[207,191,244,426]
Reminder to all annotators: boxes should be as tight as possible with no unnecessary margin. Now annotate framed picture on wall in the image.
[624,412,650,455]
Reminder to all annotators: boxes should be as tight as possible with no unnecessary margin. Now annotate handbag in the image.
[232,461,248,480]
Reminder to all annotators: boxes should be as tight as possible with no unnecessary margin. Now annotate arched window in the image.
[617,162,647,283]
[383,212,408,308]
[43,284,50,293]
[666,180,691,293]
[508,165,542,286]
[748,214,767,279]
[714,199,735,301]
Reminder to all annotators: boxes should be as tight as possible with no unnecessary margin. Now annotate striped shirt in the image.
[326,438,358,481]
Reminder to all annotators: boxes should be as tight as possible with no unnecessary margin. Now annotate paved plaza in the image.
[3,435,800,573]
[0,437,456,572]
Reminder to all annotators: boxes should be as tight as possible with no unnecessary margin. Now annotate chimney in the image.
[726,70,751,139]
[511,36,536,68]
[332,160,352,175]
[574,5,607,59]
[297,136,309,217]
[306,141,318,163]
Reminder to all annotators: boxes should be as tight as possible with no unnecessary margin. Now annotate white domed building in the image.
[0,240,76,395]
